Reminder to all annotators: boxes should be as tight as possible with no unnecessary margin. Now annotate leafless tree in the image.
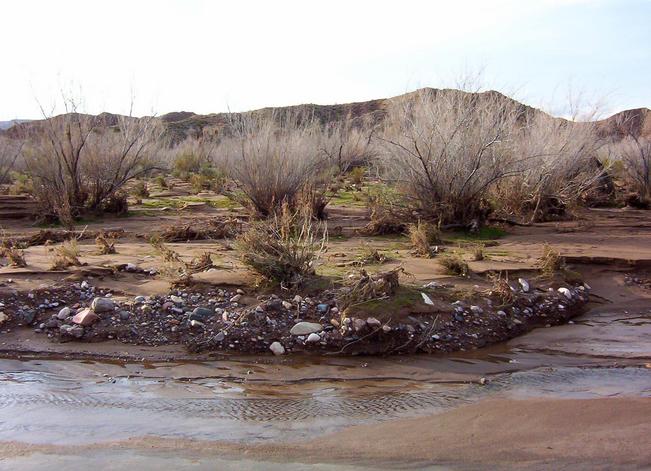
[377,88,527,226]
[23,93,160,225]
[503,113,605,222]
[216,111,328,216]
[320,118,377,174]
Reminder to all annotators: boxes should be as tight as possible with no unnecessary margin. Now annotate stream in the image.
[0,302,649,468]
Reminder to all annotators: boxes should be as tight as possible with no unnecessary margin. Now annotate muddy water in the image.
[0,305,649,460]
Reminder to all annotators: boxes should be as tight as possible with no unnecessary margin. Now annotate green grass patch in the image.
[444,225,506,242]
[346,285,423,317]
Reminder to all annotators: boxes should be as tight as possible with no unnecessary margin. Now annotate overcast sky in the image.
[1,0,649,120]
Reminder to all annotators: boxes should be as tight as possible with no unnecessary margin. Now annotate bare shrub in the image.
[22,95,160,226]
[502,113,604,222]
[320,119,377,174]
[613,136,651,203]
[217,112,329,217]
[378,89,524,226]
[237,202,326,286]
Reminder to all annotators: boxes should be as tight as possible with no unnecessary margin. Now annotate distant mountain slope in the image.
[2,89,649,144]
[0,119,31,130]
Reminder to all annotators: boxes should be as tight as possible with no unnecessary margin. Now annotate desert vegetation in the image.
[17,95,161,226]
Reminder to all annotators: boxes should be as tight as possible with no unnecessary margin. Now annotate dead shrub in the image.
[337,268,403,312]
[355,243,389,266]
[23,97,160,226]
[487,272,514,305]
[0,245,27,268]
[218,112,329,217]
[438,253,470,277]
[49,239,83,270]
[472,243,485,261]
[131,180,149,198]
[237,202,326,287]
[158,218,240,242]
[408,221,440,257]
[349,167,366,185]
[95,233,116,255]
[537,244,564,278]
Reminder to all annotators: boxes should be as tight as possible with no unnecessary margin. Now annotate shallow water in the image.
[0,305,649,468]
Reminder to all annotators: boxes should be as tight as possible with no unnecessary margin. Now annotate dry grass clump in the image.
[49,240,82,270]
[349,167,366,185]
[187,252,215,273]
[337,268,403,312]
[408,221,440,257]
[471,243,485,261]
[537,243,564,278]
[237,203,326,287]
[131,180,149,198]
[95,233,116,255]
[438,253,470,277]
[0,245,27,267]
[355,243,389,266]
[487,272,514,305]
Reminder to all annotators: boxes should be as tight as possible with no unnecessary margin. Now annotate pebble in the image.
[72,308,99,326]
[57,307,71,320]
[230,294,242,303]
[290,322,323,336]
[558,287,572,300]
[91,297,115,313]
[518,278,530,292]
[269,341,285,355]
[353,318,367,332]
[306,333,321,343]
[282,301,293,310]
[366,317,381,328]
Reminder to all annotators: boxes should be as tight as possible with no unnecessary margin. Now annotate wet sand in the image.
[1,397,649,470]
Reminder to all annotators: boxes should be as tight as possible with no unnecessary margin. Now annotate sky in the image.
[1,0,650,121]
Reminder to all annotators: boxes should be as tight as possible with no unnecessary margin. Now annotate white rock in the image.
[80,281,90,289]
[518,278,530,292]
[470,305,483,314]
[558,287,572,299]
[170,295,183,304]
[125,263,137,272]
[306,333,321,343]
[421,292,435,305]
[230,294,242,303]
[282,301,293,310]
[269,341,285,355]
[293,295,303,304]
[290,322,323,336]
[382,325,391,333]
